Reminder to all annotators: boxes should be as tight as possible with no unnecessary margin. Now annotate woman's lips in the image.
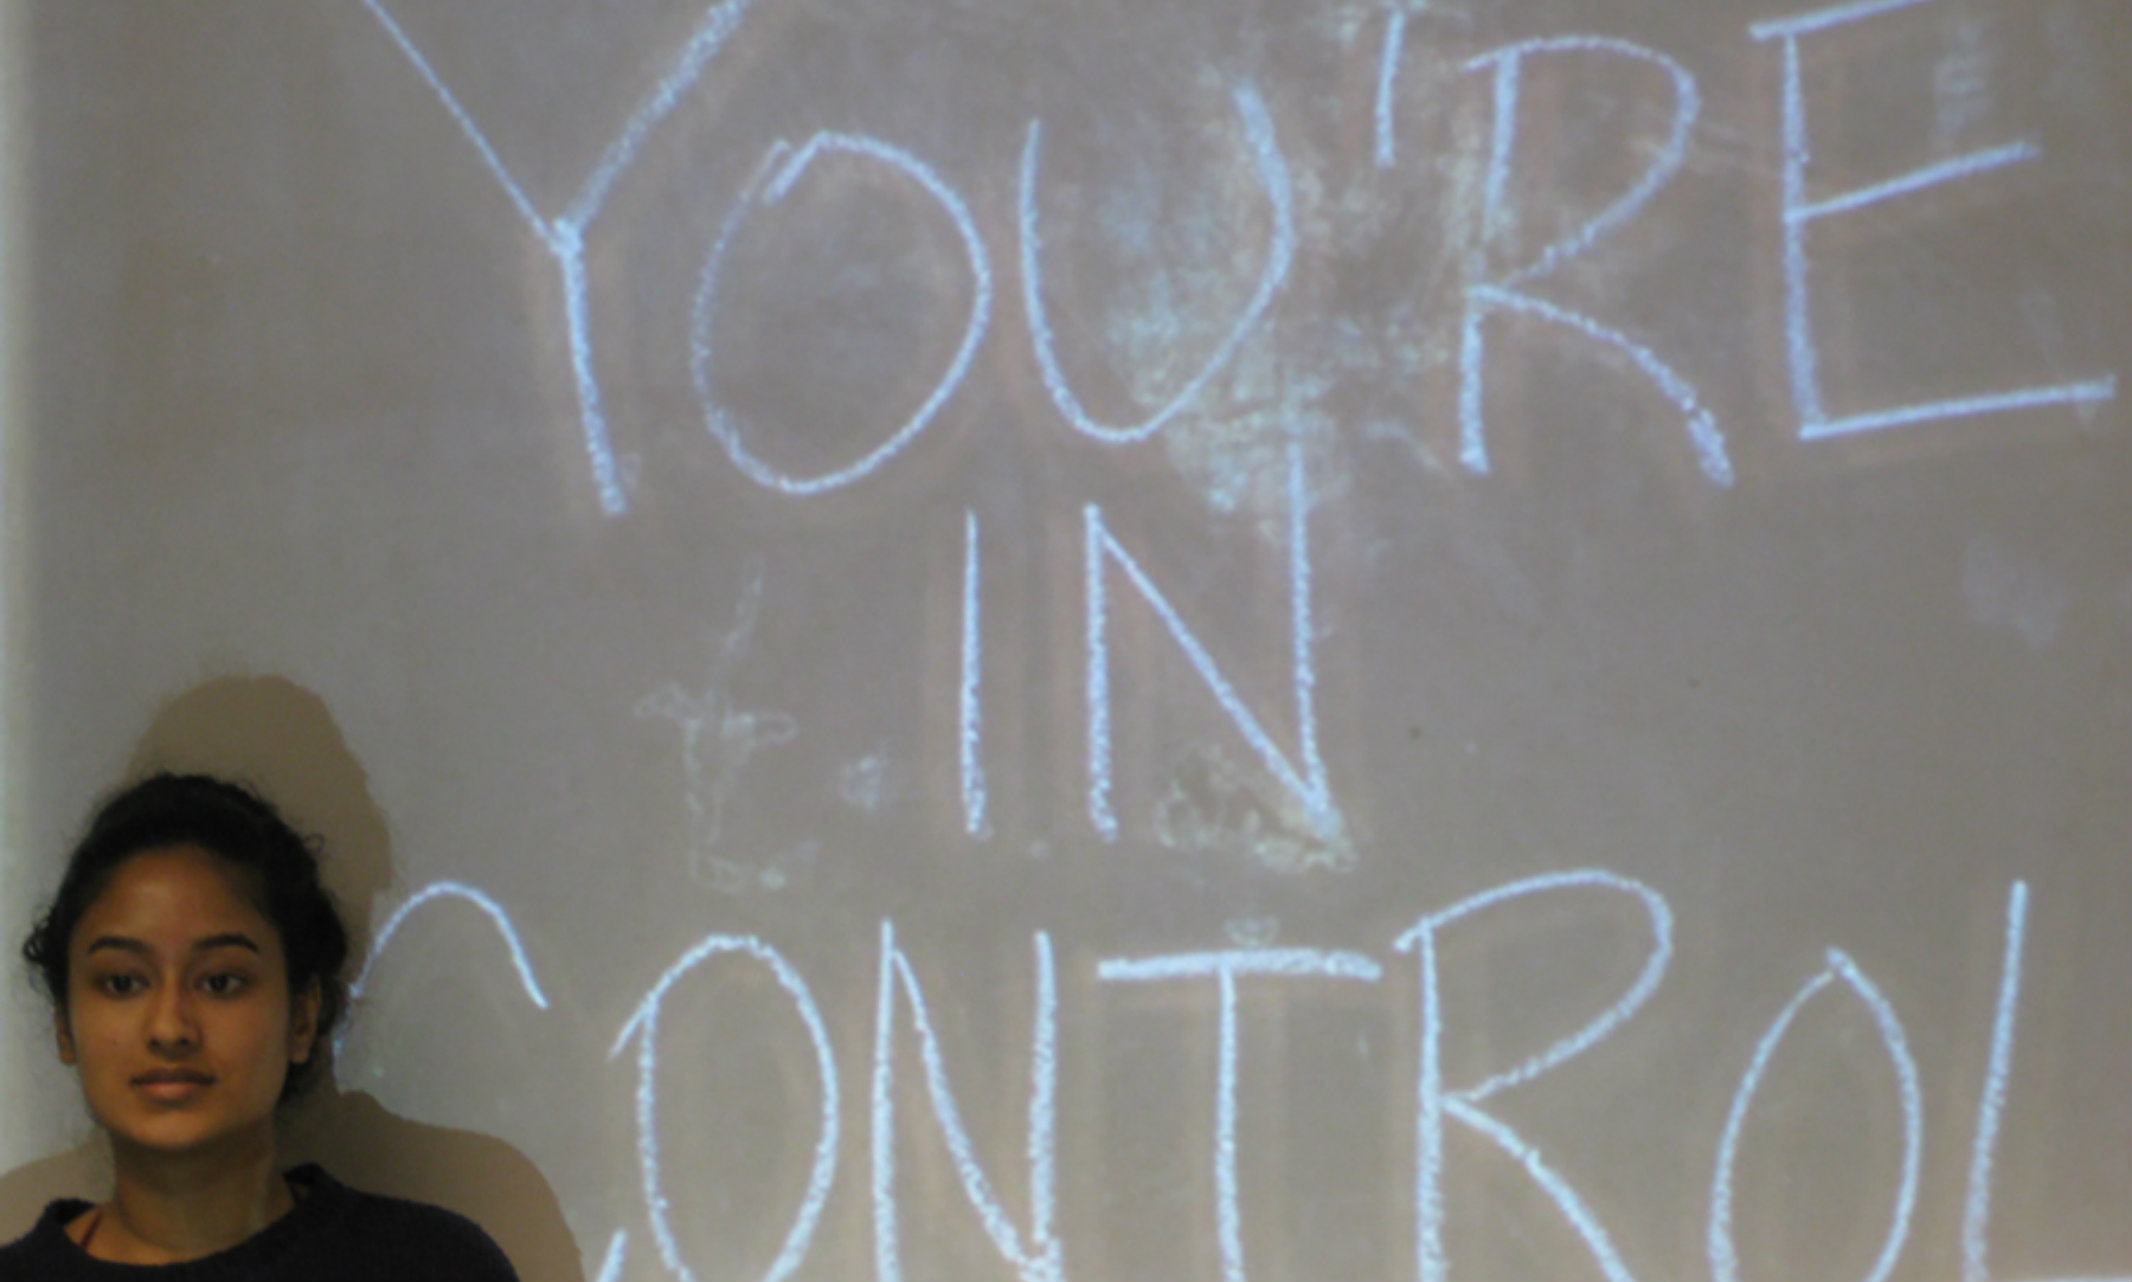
[133,1071,212,1103]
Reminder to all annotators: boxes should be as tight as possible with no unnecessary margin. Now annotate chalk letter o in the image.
[694,133,993,496]
[1708,949,1922,1282]
[612,935,841,1282]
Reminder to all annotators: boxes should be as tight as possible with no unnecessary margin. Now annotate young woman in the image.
[0,773,520,1279]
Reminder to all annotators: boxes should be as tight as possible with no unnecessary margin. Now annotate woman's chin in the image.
[107,1112,272,1162]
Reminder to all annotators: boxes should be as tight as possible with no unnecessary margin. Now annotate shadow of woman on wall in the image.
[0,674,585,1281]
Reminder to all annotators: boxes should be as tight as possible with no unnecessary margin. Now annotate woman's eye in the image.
[200,973,250,997]
[95,974,144,997]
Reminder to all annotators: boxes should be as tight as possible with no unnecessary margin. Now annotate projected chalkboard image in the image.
[2,0,2128,1279]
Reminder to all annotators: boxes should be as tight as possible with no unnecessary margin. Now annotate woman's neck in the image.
[87,1125,293,1264]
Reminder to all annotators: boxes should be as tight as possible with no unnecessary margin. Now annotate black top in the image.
[0,1164,519,1280]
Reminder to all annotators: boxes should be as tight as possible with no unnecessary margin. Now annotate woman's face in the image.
[55,845,319,1161]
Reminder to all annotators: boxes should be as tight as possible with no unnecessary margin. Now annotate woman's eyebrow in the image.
[83,936,149,957]
[191,933,261,955]
[82,934,262,958]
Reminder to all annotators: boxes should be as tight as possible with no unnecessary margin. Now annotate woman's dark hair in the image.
[22,772,350,1101]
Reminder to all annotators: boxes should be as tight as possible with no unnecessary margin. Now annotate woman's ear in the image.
[54,1008,76,1067]
[288,980,321,1066]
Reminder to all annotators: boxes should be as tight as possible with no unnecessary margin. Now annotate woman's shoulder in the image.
[290,1165,520,1279]
[0,1197,93,1276]
[0,1174,520,1280]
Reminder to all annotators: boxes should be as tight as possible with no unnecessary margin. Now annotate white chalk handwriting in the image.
[339,872,2125,1282]
[356,0,2116,507]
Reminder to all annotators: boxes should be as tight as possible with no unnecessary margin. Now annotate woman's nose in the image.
[145,982,200,1052]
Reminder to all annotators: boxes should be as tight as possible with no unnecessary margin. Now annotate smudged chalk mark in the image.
[637,568,800,888]
[1962,535,2069,651]
[1933,13,1995,148]
[1153,744,1355,874]
[840,754,894,813]
[1022,83,1296,446]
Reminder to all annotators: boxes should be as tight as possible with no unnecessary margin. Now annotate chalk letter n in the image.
[1085,440,1340,845]
[872,923,1064,1282]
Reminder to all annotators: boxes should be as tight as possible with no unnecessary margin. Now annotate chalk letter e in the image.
[1750,0,2117,442]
